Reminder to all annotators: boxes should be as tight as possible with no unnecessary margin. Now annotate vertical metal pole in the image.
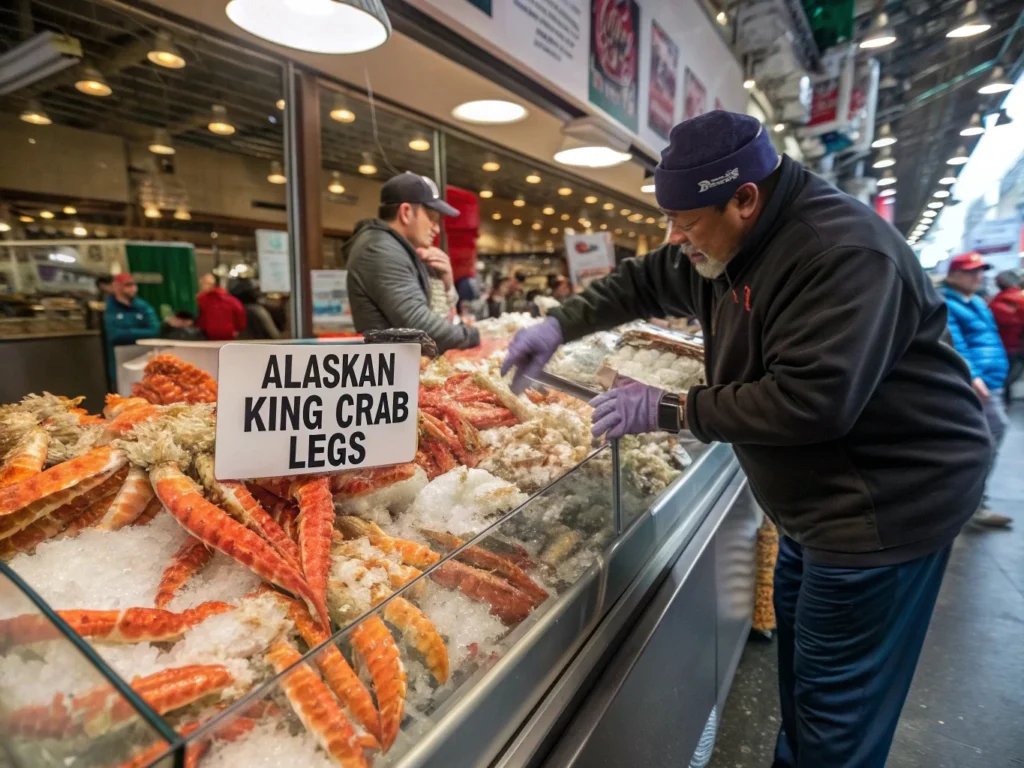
[433,128,448,253]
[284,63,304,337]
[611,438,623,535]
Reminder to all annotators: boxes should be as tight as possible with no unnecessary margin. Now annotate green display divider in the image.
[125,243,198,318]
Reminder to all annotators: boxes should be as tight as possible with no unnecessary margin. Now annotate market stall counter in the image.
[0,326,754,768]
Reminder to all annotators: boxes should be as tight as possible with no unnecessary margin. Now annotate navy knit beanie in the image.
[654,110,779,211]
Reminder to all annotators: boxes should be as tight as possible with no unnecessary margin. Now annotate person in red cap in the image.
[503,110,992,767]
[988,269,1024,405]
[103,272,159,385]
[943,252,1011,527]
[196,273,246,341]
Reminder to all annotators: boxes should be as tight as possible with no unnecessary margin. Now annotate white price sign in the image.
[214,343,420,480]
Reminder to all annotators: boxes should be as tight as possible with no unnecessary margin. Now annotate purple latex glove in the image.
[589,380,665,439]
[500,316,564,394]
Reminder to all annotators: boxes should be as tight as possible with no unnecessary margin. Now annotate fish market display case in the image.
[0,440,756,768]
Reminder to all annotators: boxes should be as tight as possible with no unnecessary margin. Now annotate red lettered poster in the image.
[647,20,679,140]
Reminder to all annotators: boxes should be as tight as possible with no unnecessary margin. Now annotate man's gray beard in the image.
[685,247,728,279]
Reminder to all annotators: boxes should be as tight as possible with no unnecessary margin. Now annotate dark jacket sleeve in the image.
[687,248,919,446]
[357,238,479,352]
[549,245,697,342]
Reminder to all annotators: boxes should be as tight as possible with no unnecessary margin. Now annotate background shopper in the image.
[196,273,246,341]
[103,273,159,385]
[989,269,1024,405]
[232,279,281,340]
[944,253,1012,527]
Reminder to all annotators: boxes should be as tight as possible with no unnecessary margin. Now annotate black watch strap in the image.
[657,393,682,432]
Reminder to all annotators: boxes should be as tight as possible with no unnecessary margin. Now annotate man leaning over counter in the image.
[501,110,992,768]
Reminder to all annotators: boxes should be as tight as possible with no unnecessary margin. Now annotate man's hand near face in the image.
[418,247,454,290]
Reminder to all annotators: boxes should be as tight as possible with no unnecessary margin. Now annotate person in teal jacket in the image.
[943,251,1011,528]
[103,273,159,387]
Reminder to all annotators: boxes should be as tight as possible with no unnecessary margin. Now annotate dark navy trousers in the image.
[771,536,951,768]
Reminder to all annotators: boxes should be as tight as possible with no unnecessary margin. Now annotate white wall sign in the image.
[214,343,420,480]
[311,269,351,330]
[256,229,291,294]
[564,231,615,287]
[966,216,1022,256]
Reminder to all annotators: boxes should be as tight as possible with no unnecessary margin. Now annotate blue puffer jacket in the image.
[943,285,1008,390]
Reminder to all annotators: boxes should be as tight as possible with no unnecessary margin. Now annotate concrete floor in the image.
[711,409,1024,768]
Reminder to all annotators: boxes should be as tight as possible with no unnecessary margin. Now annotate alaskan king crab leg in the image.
[431,560,536,625]
[266,638,370,768]
[349,616,406,753]
[155,536,214,608]
[0,446,127,537]
[196,454,302,571]
[132,497,163,526]
[335,517,440,569]
[94,466,156,530]
[378,593,449,685]
[149,463,329,630]
[291,476,334,635]
[267,590,382,749]
[2,664,233,739]
[0,427,49,489]
[0,602,233,649]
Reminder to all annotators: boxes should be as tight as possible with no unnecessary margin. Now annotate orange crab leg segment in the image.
[95,467,156,531]
[266,639,370,768]
[431,560,536,625]
[381,596,449,685]
[292,476,334,634]
[149,463,328,629]
[214,478,302,571]
[155,536,214,608]
[0,427,49,489]
[351,615,406,752]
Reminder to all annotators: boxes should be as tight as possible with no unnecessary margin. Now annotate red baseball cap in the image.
[112,273,136,285]
[948,252,991,273]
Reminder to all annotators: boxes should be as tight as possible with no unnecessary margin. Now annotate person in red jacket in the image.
[989,270,1024,405]
[196,273,246,341]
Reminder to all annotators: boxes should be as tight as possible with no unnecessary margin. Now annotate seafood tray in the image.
[0,350,721,768]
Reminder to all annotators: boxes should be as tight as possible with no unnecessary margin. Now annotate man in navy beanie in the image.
[503,111,991,767]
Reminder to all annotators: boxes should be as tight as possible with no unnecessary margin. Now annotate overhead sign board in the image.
[214,343,420,480]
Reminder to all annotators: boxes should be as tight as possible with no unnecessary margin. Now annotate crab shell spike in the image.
[270,591,382,749]
[350,615,406,752]
[149,463,330,630]
[95,466,156,530]
[209,472,302,571]
[265,638,371,768]
[0,427,50,489]
[155,536,214,608]
[292,476,335,628]
[0,446,127,539]
[382,596,449,685]
[431,560,536,625]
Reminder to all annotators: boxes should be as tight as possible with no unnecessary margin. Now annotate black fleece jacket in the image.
[551,156,991,567]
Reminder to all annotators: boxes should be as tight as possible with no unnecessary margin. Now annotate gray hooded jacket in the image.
[344,219,479,352]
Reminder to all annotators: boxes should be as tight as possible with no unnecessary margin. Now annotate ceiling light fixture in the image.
[479,189,494,199]
[208,104,236,135]
[645,216,656,224]
[148,31,186,69]
[276,98,285,110]
[878,188,896,197]
[872,147,895,169]
[871,123,897,148]
[39,210,54,219]
[928,201,944,209]
[773,122,785,133]
[408,136,431,152]
[63,206,77,215]
[512,218,522,226]
[173,208,191,221]
[584,195,598,204]
[947,146,969,165]
[560,213,570,221]
[960,112,985,136]
[743,78,755,90]
[329,97,355,123]
[513,197,526,208]
[923,210,937,218]
[75,64,111,97]
[542,206,555,215]
[939,176,957,185]
[451,99,527,124]
[0,222,9,233]
[18,215,33,223]
[620,208,632,216]
[550,227,558,234]
[640,183,655,195]
[946,0,992,38]
[978,66,1012,95]
[144,205,161,219]
[525,172,541,184]
[600,223,608,230]
[148,128,175,155]
[72,224,87,237]
[933,190,950,198]
[481,160,500,172]
[557,186,572,196]
[328,171,345,195]
[20,99,51,125]
[267,160,286,184]
[602,202,615,210]
[225,0,391,54]
[492,212,502,221]
[358,152,377,175]
[716,11,727,25]
[859,6,897,49]
[531,222,542,230]
[554,146,631,168]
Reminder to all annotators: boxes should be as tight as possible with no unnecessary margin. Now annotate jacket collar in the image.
[942,284,978,305]
[723,154,805,284]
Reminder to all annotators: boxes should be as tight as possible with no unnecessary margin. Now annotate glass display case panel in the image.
[177,446,614,767]
[618,433,708,525]
[0,565,175,768]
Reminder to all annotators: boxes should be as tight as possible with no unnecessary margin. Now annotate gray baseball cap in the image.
[380,171,458,216]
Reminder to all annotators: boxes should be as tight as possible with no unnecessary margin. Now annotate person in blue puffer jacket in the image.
[943,251,1011,528]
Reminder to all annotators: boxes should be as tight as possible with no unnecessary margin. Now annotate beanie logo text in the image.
[698,168,739,193]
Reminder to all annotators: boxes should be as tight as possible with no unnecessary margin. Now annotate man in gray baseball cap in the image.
[346,172,478,352]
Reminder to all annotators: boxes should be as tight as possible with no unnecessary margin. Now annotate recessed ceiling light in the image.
[63,206,77,215]
[743,78,755,90]
[75,65,112,97]
[773,122,785,133]
[716,11,727,25]
[640,183,655,194]
[148,31,186,69]
[645,217,656,224]
[481,161,500,172]
[479,189,494,199]
[560,213,570,221]
[276,99,286,110]
[557,187,572,196]
[72,224,88,237]
[584,195,598,204]
[600,223,608,230]
[174,208,191,221]
[628,231,636,238]
[933,190,950,198]
[531,222,542,230]
[408,137,431,152]
[614,228,623,234]
[542,206,555,215]
[20,100,51,125]
[928,201,944,209]
[492,212,502,220]
[550,227,558,234]
[0,222,10,233]
[144,205,161,219]
[620,208,632,216]
[939,176,957,185]
[39,210,54,219]
[554,146,631,168]
[923,210,937,217]
[225,0,391,55]
[452,100,528,124]
[513,197,526,208]
[208,105,236,135]
[525,172,541,184]
[19,215,33,223]
[602,202,615,210]
[330,103,356,123]
[512,218,522,226]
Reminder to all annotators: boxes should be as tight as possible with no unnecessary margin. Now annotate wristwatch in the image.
[656,393,685,432]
